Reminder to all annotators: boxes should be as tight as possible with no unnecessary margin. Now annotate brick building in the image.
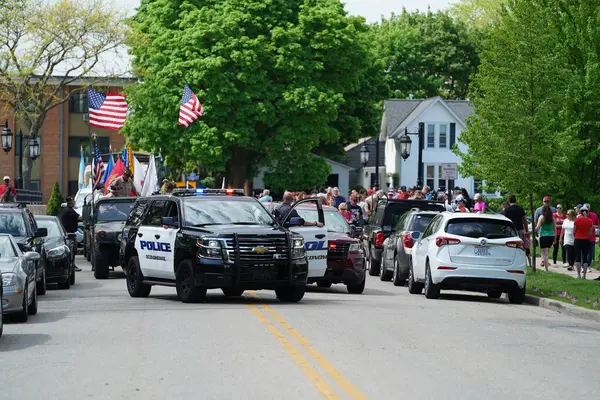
[0,78,133,202]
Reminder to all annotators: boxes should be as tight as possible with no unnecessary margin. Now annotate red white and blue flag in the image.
[87,88,128,131]
[178,84,204,128]
[92,136,105,190]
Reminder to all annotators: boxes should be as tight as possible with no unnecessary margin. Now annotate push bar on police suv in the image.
[172,188,245,197]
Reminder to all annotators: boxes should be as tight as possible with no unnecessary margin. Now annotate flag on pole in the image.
[101,150,115,184]
[221,177,226,189]
[133,156,146,193]
[127,143,134,174]
[141,154,158,197]
[121,147,128,168]
[91,136,105,189]
[103,158,126,195]
[78,147,86,189]
[178,84,204,128]
[87,88,128,131]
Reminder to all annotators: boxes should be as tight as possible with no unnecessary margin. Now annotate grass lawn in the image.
[526,267,600,310]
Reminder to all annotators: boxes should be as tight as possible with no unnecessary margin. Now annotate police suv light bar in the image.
[172,188,245,196]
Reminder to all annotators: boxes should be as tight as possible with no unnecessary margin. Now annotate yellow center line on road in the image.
[247,303,341,400]
[249,293,368,400]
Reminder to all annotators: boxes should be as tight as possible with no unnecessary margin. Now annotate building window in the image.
[69,136,109,157]
[326,174,339,188]
[474,179,483,194]
[439,124,447,148]
[70,93,88,114]
[426,165,435,189]
[27,180,40,191]
[427,125,435,148]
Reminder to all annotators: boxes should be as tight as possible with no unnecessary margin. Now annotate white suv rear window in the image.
[446,218,517,239]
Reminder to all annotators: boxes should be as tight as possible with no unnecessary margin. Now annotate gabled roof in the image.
[314,154,354,171]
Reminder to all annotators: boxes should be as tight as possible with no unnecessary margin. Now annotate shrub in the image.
[46,182,64,216]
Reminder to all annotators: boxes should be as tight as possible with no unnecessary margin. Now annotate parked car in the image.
[34,215,76,289]
[410,212,527,303]
[0,234,41,322]
[0,203,48,295]
[362,198,445,277]
[380,209,440,286]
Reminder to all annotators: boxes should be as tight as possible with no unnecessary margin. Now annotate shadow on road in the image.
[5,311,68,325]
[306,285,396,296]
[148,293,343,306]
[438,292,507,304]
[0,334,52,352]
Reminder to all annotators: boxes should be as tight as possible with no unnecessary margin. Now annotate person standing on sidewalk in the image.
[59,197,82,272]
[560,209,576,271]
[536,205,556,272]
[552,205,567,266]
[573,206,594,279]
[502,195,530,264]
[584,203,598,274]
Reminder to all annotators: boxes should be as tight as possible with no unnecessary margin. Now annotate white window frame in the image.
[426,124,435,148]
[438,123,449,148]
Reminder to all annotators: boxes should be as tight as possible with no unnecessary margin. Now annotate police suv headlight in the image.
[292,237,305,259]
[348,243,362,253]
[2,273,17,291]
[47,245,69,258]
[197,238,224,259]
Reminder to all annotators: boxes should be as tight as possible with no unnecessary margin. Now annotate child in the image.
[338,202,353,222]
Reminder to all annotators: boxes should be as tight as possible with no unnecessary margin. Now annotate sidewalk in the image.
[534,258,600,280]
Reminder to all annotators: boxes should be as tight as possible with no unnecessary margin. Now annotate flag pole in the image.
[90,133,97,272]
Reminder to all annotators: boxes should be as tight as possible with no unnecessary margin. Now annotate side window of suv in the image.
[422,215,442,239]
[26,210,37,235]
[163,200,179,226]
[144,201,166,227]
[127,199,149,227]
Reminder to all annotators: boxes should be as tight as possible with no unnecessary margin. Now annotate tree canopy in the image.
[125,0,385,190]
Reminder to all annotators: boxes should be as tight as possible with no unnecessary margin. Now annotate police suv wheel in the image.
[275,284,306,303]
[222,288,244,297]
[176,260,206,303]
[127,256,151,298]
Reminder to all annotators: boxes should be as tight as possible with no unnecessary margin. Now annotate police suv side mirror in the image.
[285,217,305,228]
[161,216,178,227]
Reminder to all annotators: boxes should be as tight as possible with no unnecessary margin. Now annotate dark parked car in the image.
[0,203,48,295]
[380,209,440,286]
[34,216,76,289]
[362,198,445,277]
[82,197,136,279]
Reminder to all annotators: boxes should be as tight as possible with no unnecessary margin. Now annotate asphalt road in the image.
[1,256,599,400]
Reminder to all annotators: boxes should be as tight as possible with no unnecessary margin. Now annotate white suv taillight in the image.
[505,241,525,251]
[435,237,461,247]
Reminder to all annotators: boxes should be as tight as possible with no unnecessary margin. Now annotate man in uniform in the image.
[274,192,323,227]
[59,197,82,271]
[108,169,140,197]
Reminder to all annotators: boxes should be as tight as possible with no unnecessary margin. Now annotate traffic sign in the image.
[441,163,458,180]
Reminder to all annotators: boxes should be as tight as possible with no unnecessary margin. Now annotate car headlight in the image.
[197,238,224,259]
[117,233,123,242]
[348,243,362,253]
[2,273,17,290]
[292,237,305,259]
[47,245,69,258]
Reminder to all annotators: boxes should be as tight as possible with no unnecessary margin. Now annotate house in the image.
[252,156,354,197]
[343,138,386,190]
[353,96,494,196]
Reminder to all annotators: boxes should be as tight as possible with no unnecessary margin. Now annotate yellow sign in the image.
[174,181,196,188]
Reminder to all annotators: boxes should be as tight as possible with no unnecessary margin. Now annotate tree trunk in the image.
[226,146,249,191]
[529,190,536,273]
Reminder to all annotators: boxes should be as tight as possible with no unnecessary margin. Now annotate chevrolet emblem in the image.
[253,246,269,254]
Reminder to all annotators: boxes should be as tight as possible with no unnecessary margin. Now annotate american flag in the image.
[87,88,128,131]
[92,136,105,189]
[178,84,204,128]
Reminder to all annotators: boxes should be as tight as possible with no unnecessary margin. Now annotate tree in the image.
[456,0,577,271]
[449,0,506,29]
[372,10,480,100]
[125,0,377,190]
[0,0,128,186]
[46,182,64,216]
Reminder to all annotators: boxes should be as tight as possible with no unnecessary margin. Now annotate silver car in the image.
[0,234,40,323]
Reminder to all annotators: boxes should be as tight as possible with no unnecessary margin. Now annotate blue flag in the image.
[78,147,86,189]
[102,151,115,184]
[121,147,128,168]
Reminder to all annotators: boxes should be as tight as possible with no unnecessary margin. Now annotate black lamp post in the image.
[358,139,380,188]
[1,121,42,189]
[398,122,425,187]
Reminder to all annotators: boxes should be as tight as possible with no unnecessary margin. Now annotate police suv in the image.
[119,189,309,303]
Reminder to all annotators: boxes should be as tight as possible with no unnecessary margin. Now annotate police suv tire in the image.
[176,260,206,303]
[275,284,306,303]
[346,277,366,294]
[127,256,151,298]
[13,287,28,323]
[37,267,46,296]
[93,251,110,279]
[27,286,38,315]
[222,288,244,297]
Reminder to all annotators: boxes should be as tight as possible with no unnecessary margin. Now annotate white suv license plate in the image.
[474,246,491,256]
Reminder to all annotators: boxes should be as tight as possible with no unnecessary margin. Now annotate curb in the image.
[524,295,600,324]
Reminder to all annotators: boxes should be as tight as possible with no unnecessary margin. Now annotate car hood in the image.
[185,224,286,235]
[43,236,64,249]
[0,258,20,274]
[327,231,357,242]
[95,221,126,233]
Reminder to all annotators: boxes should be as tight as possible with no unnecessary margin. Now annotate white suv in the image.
[409,212,527,303]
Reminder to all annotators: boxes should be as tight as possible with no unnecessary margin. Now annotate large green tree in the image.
[449,0,506,29]
[125,0,380,190]
[372,10,480,99]
[456,0,577,271]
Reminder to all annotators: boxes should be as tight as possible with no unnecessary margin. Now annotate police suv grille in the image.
[328,243,350,257]
[225,235,289,263]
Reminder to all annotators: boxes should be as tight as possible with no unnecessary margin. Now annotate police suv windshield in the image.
[96,201,135,222]
[183,199,275,227]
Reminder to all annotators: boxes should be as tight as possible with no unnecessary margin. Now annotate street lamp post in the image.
[1,121,41,189]
[358,139,380,188]
[397,122,425,187]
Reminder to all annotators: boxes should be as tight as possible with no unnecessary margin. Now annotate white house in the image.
[375,96,495,196]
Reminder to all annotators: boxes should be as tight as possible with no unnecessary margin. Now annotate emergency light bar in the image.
[172,188,245,197]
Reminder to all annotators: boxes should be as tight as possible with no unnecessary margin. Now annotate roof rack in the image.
[0,202,28,208]
[172,188,245,197]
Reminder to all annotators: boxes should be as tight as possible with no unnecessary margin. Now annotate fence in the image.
[16,189,43,204]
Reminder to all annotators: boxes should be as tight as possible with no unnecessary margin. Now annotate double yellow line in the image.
[247,292,368,400]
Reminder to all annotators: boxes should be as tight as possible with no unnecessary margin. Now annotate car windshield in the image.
[410,214,436,232]
[0,235,17,258]
[296,209,350,234]
[96,201,135,222]
[183,199,275,227]
[0,213,27,237]
[446,218,517,239]
[35,218,63,238]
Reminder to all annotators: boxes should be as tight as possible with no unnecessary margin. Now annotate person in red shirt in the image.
[573,206,594,279]
[583,203,598,274]
[552,205,567,266]
[0,176,17,202]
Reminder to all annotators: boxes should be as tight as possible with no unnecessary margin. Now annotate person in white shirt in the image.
[560,209,576,271]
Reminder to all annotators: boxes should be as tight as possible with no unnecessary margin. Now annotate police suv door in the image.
[154,200,179,280]
[283,199,328,279]
[135,200,171,278]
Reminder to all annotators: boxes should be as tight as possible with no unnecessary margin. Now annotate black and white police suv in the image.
[119,189,309,303]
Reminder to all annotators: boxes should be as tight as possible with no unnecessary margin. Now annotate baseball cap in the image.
[581,206,589,212]
[3,176,9,181]
[543,196,551,202]
[576,204,583,209]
